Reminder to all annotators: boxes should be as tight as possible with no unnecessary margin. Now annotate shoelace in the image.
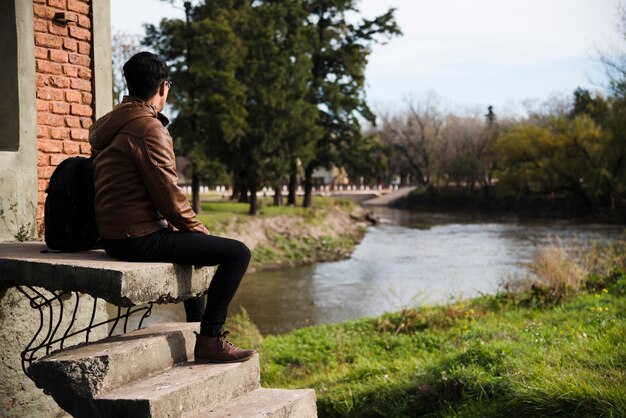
[217,331,235,351]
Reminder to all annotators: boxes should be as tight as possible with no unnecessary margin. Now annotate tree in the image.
[379,93,446,186]
[111,32,141,106]
[144,0,248,213]
[238,0,318,214]
[301,0,401,207]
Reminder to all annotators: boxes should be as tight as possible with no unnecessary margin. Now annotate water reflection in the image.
[123,208,624,336]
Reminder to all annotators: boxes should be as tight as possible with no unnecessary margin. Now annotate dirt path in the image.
[361,186,416,206]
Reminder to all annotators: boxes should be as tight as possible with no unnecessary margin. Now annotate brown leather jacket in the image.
[89,96,208,239]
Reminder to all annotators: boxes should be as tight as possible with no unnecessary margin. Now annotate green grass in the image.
[252,232,362,268]
[195,196,364,270]
[196,196,344,234]
[229,273,626,417]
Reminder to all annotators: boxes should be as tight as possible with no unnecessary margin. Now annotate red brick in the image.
[38,181,48,192]
[37,193,47,212]
[63,141,80,154]
[80,143,92,154]
[37,125,49,139]
[37,101,49,112]
[77,67,91,79]
[35,33,63,49]
[65,116,81,128]
[78,42,90,55]
[38,154,49,167]
[36,74,50,87]
[65,90,82,103]
[35,47,48,59]
[63,38,78,52]
[39,166,57,180]
[37,113,64,127]
[50,49,68,63]
[49,76,70,89]
[36,59,62,75]
[33,5,51,18]
[68,53,90,67]
[38,139,62,153]
[51,102,70,115]
[69,26,91,41]
[78,15,91,29]
[62,64,78,77]
[50,154,67,166]
[49,0,67,8]
[68,0,89,14]
[34,0,46,3]
[37,88,64,101]
[70,128,89,140]
[50,127,70,140]
[48,22,69,37]
[81,117,93,129]
[71,78,91,91]
[34,19,48,33]
[70,104,92,117]
[81,92,92,105]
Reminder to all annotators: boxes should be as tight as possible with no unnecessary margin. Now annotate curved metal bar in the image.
[15,287,45,379]
[108,305,123,337]
[123,307,131,334]
[137,303,153,329]
[16,285,159,384]
[85,296,98,343]
[60,292,81,350]
[46,290,66,355]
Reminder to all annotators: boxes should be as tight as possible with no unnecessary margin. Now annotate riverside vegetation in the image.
[227,237,626,417]
[196,196,369,271]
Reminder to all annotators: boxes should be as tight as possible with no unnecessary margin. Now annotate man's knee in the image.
[234,240,251,263]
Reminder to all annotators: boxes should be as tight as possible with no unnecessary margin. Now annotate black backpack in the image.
[44,156,99,252]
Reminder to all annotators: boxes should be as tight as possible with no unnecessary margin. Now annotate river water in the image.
[139,208,624,335]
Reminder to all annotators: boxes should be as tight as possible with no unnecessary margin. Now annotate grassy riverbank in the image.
[229,239,626,417]
[195,196,369,271]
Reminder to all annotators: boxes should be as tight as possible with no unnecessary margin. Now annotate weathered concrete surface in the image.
[190,388,318,418]
[97,357,260,418]
[0,0,38,242]
[29,323,199,400]
[29,322,260,418]
[0,283,107,418]
[0,243,216,306]
[27,321,316,418]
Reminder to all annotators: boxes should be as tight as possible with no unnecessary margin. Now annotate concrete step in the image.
[28,322,199,415]
[187,388,317,418]
[94,356,260,418]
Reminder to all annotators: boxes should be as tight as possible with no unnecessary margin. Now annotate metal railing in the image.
[16,285,153,383]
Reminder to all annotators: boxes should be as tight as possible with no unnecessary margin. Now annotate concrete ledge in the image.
[0,243,216,306]
[191,388,318,418]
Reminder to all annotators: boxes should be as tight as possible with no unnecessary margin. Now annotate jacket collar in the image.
[121,96,170,127]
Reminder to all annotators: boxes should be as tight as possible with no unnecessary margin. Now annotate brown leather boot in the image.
[194,331,257,364]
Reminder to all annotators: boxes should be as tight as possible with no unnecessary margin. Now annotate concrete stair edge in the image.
[94,356,261,418]
[29,322,199,400]
[187,388,317,418]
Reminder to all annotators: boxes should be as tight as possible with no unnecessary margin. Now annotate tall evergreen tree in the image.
[238,0,318,214]
[144,0,248,213]
[301,0,401,207]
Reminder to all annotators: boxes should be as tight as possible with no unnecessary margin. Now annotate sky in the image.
[111,0,625,115]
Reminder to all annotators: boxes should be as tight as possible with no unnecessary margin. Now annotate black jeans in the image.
[102,229,251,336]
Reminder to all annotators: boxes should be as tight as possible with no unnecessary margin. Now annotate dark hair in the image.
[123,52,169,101]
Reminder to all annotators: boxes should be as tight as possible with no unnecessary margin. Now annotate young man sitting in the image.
[89,51,255,363]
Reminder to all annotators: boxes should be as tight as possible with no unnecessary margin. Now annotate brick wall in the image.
[33,0,94,232]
